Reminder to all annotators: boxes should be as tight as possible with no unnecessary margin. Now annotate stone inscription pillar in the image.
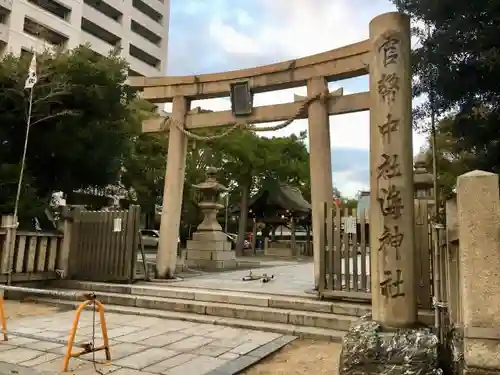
[339,14,439,375]
[369,12,417,327]
[156,96,189,278]
[307,77,333,289]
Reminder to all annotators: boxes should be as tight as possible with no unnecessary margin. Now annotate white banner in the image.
[24,55,38,89]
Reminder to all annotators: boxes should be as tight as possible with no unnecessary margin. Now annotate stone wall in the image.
[445,170,500,375]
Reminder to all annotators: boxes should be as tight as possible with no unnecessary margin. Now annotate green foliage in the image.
[0,45,137,215]
[120,99,165,225]
[394,0,500,190]
[422,117,476,198]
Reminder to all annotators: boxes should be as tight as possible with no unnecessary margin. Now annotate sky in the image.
[163,0,428,198]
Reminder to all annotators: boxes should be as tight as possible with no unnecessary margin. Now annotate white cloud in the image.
[208,19,263,55]
[166,0,429,197]
[235,10,253,27]
[333,171,369,197]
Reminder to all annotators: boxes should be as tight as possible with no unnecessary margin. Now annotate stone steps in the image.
[28,286,359,332]
[21,281,433,341]
[51,280,371,316]
[31,297,346,341]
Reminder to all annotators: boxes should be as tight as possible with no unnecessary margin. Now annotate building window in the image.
[129,44,160,68]
[0,7,10,25]
[81,17,121,47]
[132,0,162,23]
[130,20,161,46]
[83,0,122,23]
[23,17,68,46]
[27,0,71,21]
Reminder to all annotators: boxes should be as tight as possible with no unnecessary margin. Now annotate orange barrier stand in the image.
[0,291,111,372]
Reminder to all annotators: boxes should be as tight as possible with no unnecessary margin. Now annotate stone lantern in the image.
[413,151,435,204]
[192,166,228,231]
[184,167,236,270]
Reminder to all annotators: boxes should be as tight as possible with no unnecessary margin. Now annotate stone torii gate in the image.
[129,47,370,288]
[130,13,419,333]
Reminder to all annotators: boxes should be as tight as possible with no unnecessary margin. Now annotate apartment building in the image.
[0,0,169,77]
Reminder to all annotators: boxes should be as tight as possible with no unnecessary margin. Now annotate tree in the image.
[421,117,475,198]
[0,45,137,216]
[393,0,500,176]
[121,99,165,227]
[208,129,311,254]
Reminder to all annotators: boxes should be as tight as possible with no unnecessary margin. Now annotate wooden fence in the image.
[0,220,63,282]
[69,205,141,282]
[319,200,434,308]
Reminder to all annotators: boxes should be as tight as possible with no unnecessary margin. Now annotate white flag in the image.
[24,54,38,89]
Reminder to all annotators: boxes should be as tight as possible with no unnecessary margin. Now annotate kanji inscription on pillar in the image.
[378,114,400,144]
[378,225,404,261]
[374,31,408,301]
[377,154,401,179]
[377,184,403,219]
[378,35,400,67]
[378,73,400,103]
[380,269,405,298]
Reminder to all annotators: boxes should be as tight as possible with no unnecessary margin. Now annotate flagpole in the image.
[6,60,36,285]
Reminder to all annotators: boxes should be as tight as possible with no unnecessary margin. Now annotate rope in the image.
[161,90,330,142]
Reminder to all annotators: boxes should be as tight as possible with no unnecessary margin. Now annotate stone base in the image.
[265,246,295,258]
[184,230,236,271]
[192,231,227,242]
[184,258,237,270]
[185,249,236,261]
[464,368,500,375]
[339,316,441,375]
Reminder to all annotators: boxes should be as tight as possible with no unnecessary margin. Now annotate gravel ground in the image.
[242,339,342,375]
[2,299,63,320]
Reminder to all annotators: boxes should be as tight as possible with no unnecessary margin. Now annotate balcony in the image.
[130,8,164,37]
[130,19,161,45]
[80,17,120,48]
[0,0,12,11]
[26,0,71,21]
[128,54,161,77]
[23,2,75,39]
[132,0,163,23]
[23,17,69,48]
[82,3,122,38]
[138,0,167,19]
[83,0,122,22]
[129,31,161,60]
[80,31,116,57]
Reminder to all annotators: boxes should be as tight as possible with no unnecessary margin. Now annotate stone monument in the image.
[339,12,441,375]
[184,167,236,270]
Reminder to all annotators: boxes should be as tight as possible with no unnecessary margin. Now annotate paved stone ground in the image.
[164,263,316,296]
[0,309,295,375]
[143,256,370,297]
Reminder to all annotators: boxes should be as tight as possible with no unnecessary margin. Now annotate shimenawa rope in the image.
[159,90,331,142]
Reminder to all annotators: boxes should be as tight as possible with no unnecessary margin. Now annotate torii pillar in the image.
[156,96,189,279]
[298,84,343,289]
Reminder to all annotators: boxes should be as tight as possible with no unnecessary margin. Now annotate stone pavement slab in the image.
[157,263,316,296]
[0,309,296,374]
